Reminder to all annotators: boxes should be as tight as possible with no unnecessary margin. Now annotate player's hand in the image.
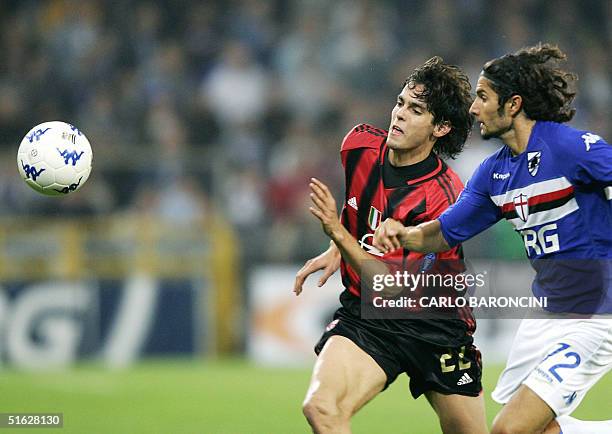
[309,178,343,240]
[373,218,406,253]
[294,243,341,296]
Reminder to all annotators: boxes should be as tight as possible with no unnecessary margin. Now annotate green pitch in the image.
[1,359,610,434]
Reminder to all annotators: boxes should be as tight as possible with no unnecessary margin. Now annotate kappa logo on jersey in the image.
[457,372,473,385]
[581,132,602,151]
[493,172,510,180]
[368,206,382,230]
[527,151,541,176]
[513,193,529,222]
[347,196,358,210]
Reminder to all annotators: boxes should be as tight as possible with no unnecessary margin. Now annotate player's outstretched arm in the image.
[293,241,341,296]
[374,219,450,254]
[308,177,389,284]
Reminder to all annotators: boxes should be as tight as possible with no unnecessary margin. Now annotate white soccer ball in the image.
[17,121,93,196]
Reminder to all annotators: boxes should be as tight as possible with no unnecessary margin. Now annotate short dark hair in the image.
[404,56,473,159]
[482,43,577,122]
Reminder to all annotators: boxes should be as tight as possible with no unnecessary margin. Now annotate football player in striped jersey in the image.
[296,57,487,434]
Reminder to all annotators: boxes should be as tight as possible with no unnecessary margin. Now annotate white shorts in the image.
[491,317,612,416]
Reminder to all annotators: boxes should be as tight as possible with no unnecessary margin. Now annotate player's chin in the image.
[481,130,497,140]
[480,125,496,140]
[386,136,405,149]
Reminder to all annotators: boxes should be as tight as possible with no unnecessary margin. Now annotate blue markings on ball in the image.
[21,160,46,181]
[56,148,85,166]
[68,124,83,136]
[54,176,83,194]
[26,127,51,143]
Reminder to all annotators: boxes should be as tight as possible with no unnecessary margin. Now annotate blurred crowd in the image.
[0,0,609,264]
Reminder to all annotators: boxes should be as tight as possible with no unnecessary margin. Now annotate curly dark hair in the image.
[404,56,473,159]
[482,43,577,122]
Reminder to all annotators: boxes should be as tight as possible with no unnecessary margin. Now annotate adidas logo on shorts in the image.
[457,372,473,386]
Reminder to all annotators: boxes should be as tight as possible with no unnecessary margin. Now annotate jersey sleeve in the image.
[340,124,387,168]
[426,170,464,221]
[553,125,612,186]
[438,160,502,247]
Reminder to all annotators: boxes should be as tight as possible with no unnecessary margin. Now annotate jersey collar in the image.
[381,145,444,187]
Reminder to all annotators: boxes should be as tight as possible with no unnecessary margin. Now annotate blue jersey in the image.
[439,121,612,314]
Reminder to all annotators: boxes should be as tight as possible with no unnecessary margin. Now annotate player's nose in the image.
[396,108,406,121]
[469,100,479,116]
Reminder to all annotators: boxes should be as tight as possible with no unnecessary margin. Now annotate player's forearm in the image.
[329,225,389,280]
[400,220,450,253]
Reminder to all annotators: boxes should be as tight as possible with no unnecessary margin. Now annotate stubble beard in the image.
[480,119,513,140]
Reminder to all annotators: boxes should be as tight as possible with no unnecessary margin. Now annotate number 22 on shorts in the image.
[542,342,582,382]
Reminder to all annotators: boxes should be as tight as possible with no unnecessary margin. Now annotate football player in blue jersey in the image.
[374,43,612,434]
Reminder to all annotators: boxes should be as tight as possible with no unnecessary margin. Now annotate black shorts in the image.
[314,306,482,399]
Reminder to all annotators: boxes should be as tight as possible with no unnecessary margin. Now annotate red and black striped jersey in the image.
[339,124,476,337]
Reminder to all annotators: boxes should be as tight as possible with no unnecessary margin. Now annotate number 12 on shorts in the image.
[542,342,582,383]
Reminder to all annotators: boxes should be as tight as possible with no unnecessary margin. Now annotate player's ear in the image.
[507,94,523,117]
[433,121,451,138]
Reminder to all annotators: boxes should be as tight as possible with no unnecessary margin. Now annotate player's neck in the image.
[388,145,432,167]
[502,117,536,156]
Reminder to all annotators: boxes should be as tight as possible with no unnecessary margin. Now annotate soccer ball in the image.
[17,121,93,196]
